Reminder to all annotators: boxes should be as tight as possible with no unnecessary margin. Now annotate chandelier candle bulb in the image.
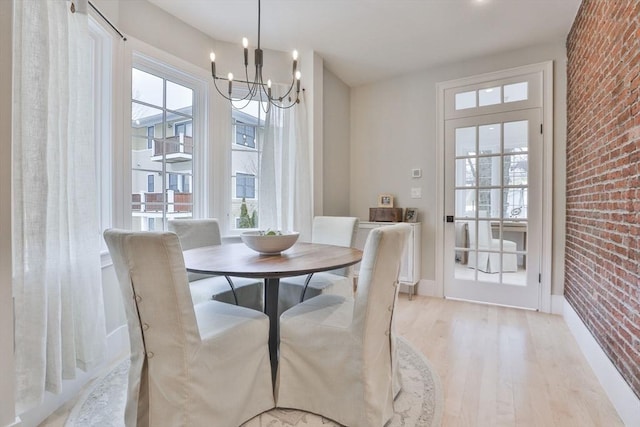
[295,71,301,93]
[242,37,249,66]
[227,73,233,95]
[267,79,272,97]
[209,52,216,78]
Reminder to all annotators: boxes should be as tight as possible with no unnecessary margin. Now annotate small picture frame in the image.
[377,194,394,208]
[404,208,418,223]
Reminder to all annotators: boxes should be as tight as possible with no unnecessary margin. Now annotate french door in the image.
[441,70,546,309]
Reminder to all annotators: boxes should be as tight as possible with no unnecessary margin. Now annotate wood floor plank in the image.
[41,295,624,427]
[394,296,624,427]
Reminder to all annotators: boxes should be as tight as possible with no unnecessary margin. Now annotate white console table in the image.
[354,222,422,300]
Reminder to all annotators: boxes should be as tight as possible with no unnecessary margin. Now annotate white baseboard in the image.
[106,325,129,363]
[550,294,564,315]
[563,298,640,426]
[415,279,438,297]
[3,417,21,427]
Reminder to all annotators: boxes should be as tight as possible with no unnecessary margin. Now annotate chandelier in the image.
[209,0,301,110]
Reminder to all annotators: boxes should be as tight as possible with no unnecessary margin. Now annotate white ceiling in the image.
[146,0,581,87]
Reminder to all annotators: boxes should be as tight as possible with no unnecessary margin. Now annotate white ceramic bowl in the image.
[240,231,300,255]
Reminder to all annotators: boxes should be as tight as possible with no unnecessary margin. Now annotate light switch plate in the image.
[411,187,422,198]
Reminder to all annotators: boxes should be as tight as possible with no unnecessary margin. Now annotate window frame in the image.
[227,94,266,234]
[123,44,209,230]
[88,17,115,257]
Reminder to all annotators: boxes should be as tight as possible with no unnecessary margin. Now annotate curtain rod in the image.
[87,1,127,41]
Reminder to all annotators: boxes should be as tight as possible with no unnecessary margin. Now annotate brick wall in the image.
[565,0,640,398]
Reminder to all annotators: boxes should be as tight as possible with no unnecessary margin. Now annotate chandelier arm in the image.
[212,77,234,102]
[213,74,273,87]
[266,89,300,109]
[264,79,297,107]
[212,75,262,103]
[268,96,300,109]
[249,65,263,97]
[230,96,255,111]
[277,78,296,101]
[257,86,270,114]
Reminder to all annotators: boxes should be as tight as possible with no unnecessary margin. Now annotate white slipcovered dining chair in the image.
[104,229,274,427]
[277,216,359,316]
[467,219,518,273]
[275,223,410,427]
[168,218,263,310]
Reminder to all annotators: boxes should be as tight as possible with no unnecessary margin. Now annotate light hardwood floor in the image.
[41,295,624,427]
[394,296,624,427]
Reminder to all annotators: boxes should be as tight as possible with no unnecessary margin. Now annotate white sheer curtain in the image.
[13,0,106,412]
[259,89,313,240]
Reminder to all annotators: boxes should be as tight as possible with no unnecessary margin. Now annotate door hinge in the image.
[538,273,542,283]
[540,124,543,134]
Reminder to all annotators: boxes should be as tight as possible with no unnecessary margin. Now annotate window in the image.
[181,174,190,193]
[174,121,192,140]
[236,172,256,199]
[168,173,178,191]
[147,126,154,149]
[230,98,265,230]
[235,123,256,148]
[454,81,529,111]
[130,66,196,230]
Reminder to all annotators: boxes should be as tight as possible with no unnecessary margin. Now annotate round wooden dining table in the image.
[182,242,363,382]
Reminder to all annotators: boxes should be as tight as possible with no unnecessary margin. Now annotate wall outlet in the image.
[411,168,422,178]
[411,187,422,198]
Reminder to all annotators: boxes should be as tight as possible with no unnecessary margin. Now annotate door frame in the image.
[435,61,554,313]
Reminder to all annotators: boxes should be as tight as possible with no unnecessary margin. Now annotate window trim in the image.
[123,40,209,229]
[436,61,554,313]
[88,16,114,257]
[227,94,266,235]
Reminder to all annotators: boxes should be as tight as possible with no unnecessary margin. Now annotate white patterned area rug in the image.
[65,337,443,427]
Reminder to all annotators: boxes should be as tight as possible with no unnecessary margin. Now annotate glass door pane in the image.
[131,68,194,231]
[453,119,528,285]
[445,107,541,309]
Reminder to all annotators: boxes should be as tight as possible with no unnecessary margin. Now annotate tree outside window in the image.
[230,98,264,231]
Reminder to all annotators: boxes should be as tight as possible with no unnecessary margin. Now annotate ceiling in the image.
[146,0,581,87]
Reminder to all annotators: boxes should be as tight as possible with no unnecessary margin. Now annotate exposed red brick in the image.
[566,0,640,400]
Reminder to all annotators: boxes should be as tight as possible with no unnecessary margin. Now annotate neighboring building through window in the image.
[236,172,256,199]
[131,66,195,231]
[230,100,264,230]
[147,125,154,149]
[235,122,256,148]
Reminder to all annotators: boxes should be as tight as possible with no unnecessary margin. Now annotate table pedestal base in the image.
[264,277,280,384]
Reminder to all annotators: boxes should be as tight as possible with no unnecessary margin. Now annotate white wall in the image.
[117,0,293,89]
[350,40,567,294]
[322,68,351,216]
[0,0,16,424]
